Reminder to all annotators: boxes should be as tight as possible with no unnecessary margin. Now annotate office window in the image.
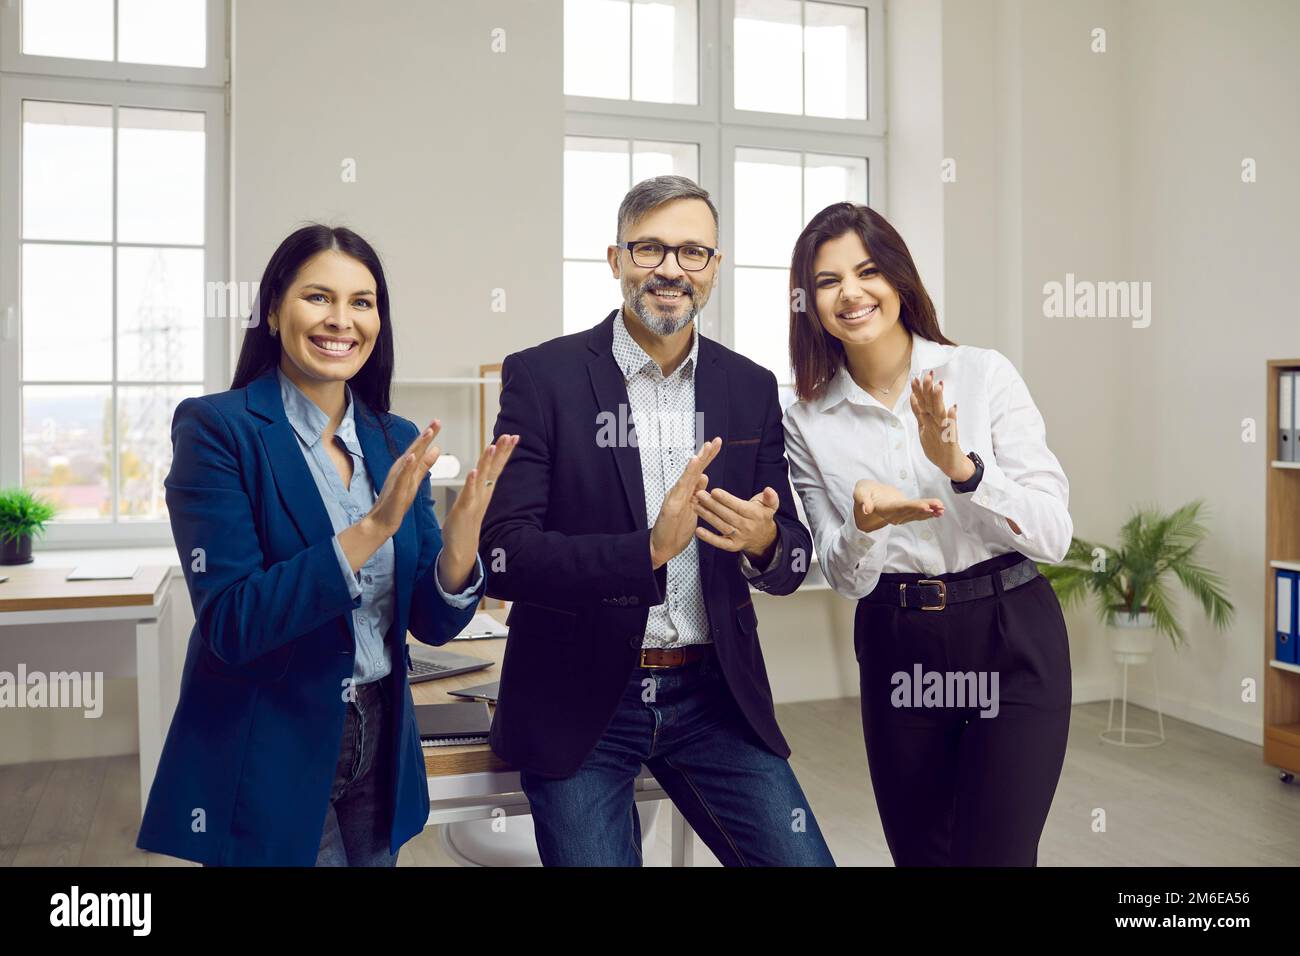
[563,1,882,385]
[563,136,700,335]
[733,0,867,120]
[21,0,207,68]
[732,147,867,381]
[0,0,228,543]
[565,0,699,105]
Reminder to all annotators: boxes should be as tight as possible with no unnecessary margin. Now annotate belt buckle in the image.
[639,649,677,669]
[913,579,947,611]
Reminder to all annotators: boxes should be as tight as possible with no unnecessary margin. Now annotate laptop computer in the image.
[406,644,493,684]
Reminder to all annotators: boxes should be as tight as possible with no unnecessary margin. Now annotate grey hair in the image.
[616,175,719,243]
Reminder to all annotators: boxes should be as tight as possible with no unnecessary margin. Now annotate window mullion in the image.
[111,100,119,522]
[800,0,806,118]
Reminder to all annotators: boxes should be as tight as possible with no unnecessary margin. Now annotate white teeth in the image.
[841,304,878,320]
[312,338,354,352]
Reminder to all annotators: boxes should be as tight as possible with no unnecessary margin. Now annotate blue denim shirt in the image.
[277,366,484,686]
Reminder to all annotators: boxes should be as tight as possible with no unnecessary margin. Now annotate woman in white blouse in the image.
[782,202,1074,866]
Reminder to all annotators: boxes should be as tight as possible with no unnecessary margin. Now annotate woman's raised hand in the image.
[909,370,972,482]
[367,420,445,538]
[436,434,520,593]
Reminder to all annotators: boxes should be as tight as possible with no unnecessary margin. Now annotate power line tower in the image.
[121,249,184,517]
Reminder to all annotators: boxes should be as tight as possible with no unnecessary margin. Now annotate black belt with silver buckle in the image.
[861,557,1040,611]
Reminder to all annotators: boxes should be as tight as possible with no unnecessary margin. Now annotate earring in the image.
[269,324,278,337]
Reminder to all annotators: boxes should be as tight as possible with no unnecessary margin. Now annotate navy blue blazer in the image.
[480,310,813,777]
[136,366,483,866]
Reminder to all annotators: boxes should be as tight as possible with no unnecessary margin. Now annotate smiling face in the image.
[270,249,380,385]
[608,197,721,338]
[811,230,902,348]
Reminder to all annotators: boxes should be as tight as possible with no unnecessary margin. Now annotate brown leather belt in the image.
[638,643,712,669]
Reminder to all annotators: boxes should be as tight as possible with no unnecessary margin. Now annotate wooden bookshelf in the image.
[1265,360,1300,779]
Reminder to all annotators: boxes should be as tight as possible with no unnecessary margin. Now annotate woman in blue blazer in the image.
[136,224,518,866]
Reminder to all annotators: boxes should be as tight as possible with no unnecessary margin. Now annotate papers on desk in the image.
[454,610,509,640]
[66,560,138,580]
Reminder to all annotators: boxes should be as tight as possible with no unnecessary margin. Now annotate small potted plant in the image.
[0,488,57,565]
[1040,500,1234,663]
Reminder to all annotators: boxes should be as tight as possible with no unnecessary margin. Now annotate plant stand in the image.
[1101,654,1166,747]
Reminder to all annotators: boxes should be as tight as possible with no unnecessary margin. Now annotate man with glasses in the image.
[479,175,835,866]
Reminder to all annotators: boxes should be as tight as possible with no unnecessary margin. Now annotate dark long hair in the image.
[232,223,400,455]
[789,203,955,402]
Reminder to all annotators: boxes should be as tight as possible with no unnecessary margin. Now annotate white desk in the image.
[0,557,178,818]
[425,766,694,866]
[415,619,697,866]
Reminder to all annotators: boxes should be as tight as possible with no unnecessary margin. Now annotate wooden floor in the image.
[3,699,1297,866]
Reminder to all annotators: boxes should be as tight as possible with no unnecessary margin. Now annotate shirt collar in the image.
[612,310,699,383]
[817,331,955,412]
[276,365,363,457]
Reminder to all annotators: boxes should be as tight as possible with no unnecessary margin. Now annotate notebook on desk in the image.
[66,560,139,580]
[414,701,492,748]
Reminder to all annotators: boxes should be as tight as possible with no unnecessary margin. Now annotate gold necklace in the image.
[863,345,912,396]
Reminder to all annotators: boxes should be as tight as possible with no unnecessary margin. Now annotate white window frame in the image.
[720,123,885,370]
[0,2,230,548]
[0,0,229,88]
[565,0,887,383]
[564,112,723,339]
[722,0,886,136]
[565,0,721,124]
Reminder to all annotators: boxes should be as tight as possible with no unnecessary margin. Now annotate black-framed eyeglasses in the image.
[616,240,719,272]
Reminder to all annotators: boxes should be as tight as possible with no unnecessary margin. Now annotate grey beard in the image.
[622,275,707,337]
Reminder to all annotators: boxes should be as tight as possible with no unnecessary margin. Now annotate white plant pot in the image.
[1108,610,1157,664]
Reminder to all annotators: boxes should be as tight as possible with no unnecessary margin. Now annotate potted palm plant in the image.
[1041,500,1234,663]
[0,488,57,565]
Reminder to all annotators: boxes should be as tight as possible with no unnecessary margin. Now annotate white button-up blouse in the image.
[781,332,1072,600]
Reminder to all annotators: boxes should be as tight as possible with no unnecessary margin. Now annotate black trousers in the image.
[855,550,1071,866]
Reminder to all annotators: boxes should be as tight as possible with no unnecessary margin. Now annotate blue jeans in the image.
[315,678,398,867]
[519,647,836,867]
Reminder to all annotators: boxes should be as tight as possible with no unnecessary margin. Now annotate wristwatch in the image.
[950,451,984,493]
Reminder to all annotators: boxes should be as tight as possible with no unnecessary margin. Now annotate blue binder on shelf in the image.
[1276,568,1298,665]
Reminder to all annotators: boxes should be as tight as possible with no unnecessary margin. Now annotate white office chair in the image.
[439,800,662,867]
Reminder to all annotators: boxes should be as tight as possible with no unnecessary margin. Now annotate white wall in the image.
[938,0,1300,743]
[1113,0,1300,739]
[230,0,563,462]
[885,0,945,322]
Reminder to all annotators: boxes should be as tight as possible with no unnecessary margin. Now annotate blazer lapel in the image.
[248,369,415,647]
[588,311,648,531]
[247,370,337,550]
[693,337,729,597]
